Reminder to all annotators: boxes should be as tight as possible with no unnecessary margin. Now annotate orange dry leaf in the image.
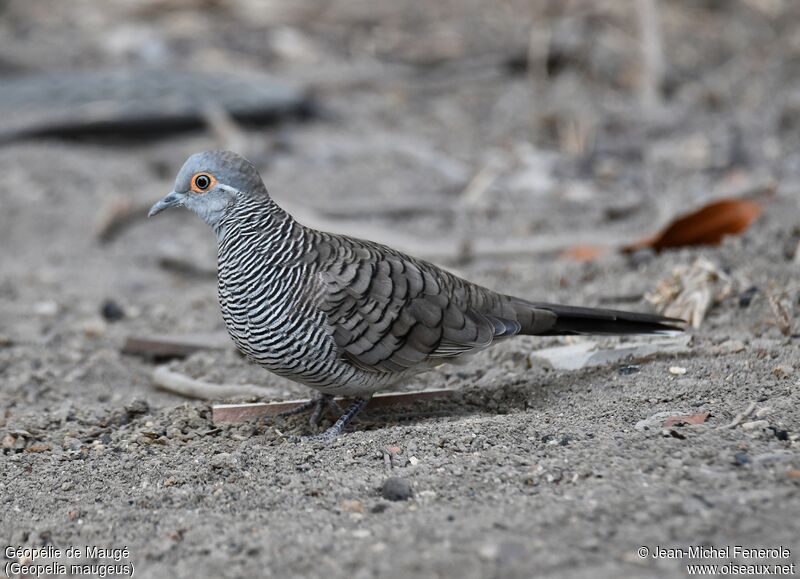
[662,412,710,428]
[626,198,762,252]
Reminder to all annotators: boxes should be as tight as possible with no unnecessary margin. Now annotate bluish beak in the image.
[148,192,185,217]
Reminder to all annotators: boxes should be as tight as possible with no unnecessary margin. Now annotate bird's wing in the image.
[312,240,517,373]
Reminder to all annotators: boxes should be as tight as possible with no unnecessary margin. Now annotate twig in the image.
[718,401,757,430]
[212,389,456,424]
[152,366,279,400]
[122,333,232,360]
[157,254,216,279]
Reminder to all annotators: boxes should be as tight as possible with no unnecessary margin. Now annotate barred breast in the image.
[215,199,403,396]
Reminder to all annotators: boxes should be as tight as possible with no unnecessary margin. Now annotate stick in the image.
[212,389,456,424]
[152,366,279,400]
[122,333,232,360]
[718,401,757,430]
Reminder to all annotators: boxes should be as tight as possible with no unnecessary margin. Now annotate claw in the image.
[289,398,369,442]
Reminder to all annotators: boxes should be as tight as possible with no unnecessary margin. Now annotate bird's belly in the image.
[218,277,392,394]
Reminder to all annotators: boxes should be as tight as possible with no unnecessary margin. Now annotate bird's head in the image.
[148,150,267,230]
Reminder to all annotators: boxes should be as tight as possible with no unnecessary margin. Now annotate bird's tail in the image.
[512,300,684,336]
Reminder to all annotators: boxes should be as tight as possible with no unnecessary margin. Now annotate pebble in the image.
[713,340,746,354]
[82,319,107,338]
[755,407,772,419]
[741,420,769,431]
[210,452,237,469]
[34,301,59,316]
[340,499,364,514]
[63,437,82,451]
[101,299,125,322]
[125,399,150,417]
[669,366,688,375]
[732,452,750,466]
[381,477,413,501]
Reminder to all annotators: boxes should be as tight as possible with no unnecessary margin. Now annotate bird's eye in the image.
[194,174,212,190]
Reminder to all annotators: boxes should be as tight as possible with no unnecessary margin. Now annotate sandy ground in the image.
[1,1,800,578]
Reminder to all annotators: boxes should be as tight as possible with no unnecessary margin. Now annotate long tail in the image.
[513,300,684,336]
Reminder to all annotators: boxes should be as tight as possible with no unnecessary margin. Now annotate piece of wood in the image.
[122,332,232,360]
[212,388,456,424]
[152,366,280,400]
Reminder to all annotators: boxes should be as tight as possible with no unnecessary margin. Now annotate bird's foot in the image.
[289,398,369,443]
[277,393,342,427]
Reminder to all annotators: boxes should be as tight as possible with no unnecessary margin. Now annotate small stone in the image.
[125,399,150,417]
[618,365,640,375]
[381,477,413,501]
[741,420,769,431]
[24,443,51,453]
[61,481,73,491]
[82,319,107,338]
[755,407,772,419]
[769,427,789,441]
[352,529,371,539]
[772,365,794,379]
[669,366,688,375]
[408,456,420,466]
[34,301,59,316]
[738,286,758,308]
[478,542,500,561]
[732,451,750,466]
[101,299,125,322]
[714,340,746,354]
[2,433,18,449]
[340,499,364,514]
[210,452,236,469]
[63,437,82,451]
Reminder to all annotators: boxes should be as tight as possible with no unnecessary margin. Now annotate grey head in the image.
[148,150,268,233]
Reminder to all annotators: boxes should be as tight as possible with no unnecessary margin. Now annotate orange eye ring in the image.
[191,173,217,193]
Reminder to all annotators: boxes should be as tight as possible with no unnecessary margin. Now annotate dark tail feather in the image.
[516,301,685,336]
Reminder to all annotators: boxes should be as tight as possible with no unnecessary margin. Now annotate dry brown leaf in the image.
[626,198,762,252]
[663,412,710,428]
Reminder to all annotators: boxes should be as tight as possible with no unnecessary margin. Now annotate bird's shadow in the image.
[272,380,542,436]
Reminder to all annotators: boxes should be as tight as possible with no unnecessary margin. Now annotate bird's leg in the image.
[277,392,341,427]
[292,397,369,443]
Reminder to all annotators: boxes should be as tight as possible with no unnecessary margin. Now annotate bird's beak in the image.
[148,192,185,217]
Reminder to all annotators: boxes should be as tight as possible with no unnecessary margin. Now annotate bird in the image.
[149,150,683,442]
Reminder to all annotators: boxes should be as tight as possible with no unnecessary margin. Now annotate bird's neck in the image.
[216,195,300,253]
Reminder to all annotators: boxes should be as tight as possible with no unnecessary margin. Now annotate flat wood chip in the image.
[212,389,456,424]
[122,333,231,360]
